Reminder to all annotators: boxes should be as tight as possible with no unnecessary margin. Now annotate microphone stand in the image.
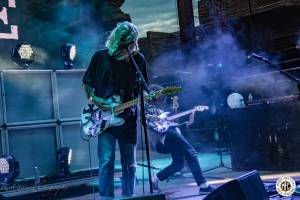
[250,54,300,95]
[126,48,154,194]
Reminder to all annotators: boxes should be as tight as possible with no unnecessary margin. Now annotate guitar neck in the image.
[115,98,139,113]
[166,109,195,121]
[113,87,180,113]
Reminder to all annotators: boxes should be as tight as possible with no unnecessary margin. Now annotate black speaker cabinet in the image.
[226,102,300,171]
[122,193,166,200]
[204,170,269,200]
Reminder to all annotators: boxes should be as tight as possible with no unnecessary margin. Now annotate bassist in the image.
[145,85,215,194]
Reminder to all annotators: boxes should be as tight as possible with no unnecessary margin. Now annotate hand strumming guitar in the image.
[91,94,121,112]
[145,114,160,121]
[184,110,196,127]
[83,84,120,112]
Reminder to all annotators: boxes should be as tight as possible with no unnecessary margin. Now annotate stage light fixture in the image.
[227,93,245,109]
[57,147,72,177]
[0,155,20,185]
[11,42,34,68]
[61,43,76,69]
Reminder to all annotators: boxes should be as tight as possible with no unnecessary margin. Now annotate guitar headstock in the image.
[194,105,209,112]
[171,96,179,112]
[154,86,182,98]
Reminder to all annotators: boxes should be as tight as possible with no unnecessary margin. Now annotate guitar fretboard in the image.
[113,87,179,113]
[166,109,195,121]
[115,93,157,113]
[115,99,139,113]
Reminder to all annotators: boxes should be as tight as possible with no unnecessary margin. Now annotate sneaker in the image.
[199,185,216,195]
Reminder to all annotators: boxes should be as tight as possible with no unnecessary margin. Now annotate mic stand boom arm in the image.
[251,53,300,93]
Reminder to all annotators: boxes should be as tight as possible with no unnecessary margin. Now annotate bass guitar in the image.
[150,105,209,133]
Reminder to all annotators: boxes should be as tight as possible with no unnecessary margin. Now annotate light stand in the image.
[126,48,154,194]
[202,116,232,174]
[203,84,232,177]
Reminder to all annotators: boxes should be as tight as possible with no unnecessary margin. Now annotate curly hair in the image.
[105,21,139,56]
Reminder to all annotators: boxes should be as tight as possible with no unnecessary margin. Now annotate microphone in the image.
[247,53,271,63]
[247,53,253,59]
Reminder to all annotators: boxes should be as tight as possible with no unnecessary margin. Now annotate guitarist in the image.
[82,22,148,198]
[145,84,215,195]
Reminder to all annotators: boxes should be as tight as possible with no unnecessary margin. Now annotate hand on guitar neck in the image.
[185,110,196,127]
[146,91,157,102]
[90,94,121,112]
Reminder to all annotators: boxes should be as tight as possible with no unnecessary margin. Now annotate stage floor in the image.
[7,152,300,199]
[59,152,300,200]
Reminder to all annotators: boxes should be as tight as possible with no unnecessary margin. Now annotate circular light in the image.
[18,44,34,60]
[11,42,34,68]
[0,155,20,185]
[227,93,245,109]
[0,158,9,174]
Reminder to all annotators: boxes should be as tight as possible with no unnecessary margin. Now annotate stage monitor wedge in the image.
[204,170,269,200]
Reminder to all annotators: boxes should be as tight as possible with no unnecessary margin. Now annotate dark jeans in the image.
[98,133,136,197]
[156,129,206,185]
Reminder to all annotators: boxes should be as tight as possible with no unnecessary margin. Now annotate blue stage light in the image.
[57,147,72,177]
[61,43,76,69]
[11,42,34,68]
[0,155,20,185]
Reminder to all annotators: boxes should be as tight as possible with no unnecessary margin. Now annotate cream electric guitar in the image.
[150,105,209,133]
[81,86,181,137]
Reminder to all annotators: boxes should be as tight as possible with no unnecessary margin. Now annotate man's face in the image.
[128,42,135,51]
[117,41,135,55]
